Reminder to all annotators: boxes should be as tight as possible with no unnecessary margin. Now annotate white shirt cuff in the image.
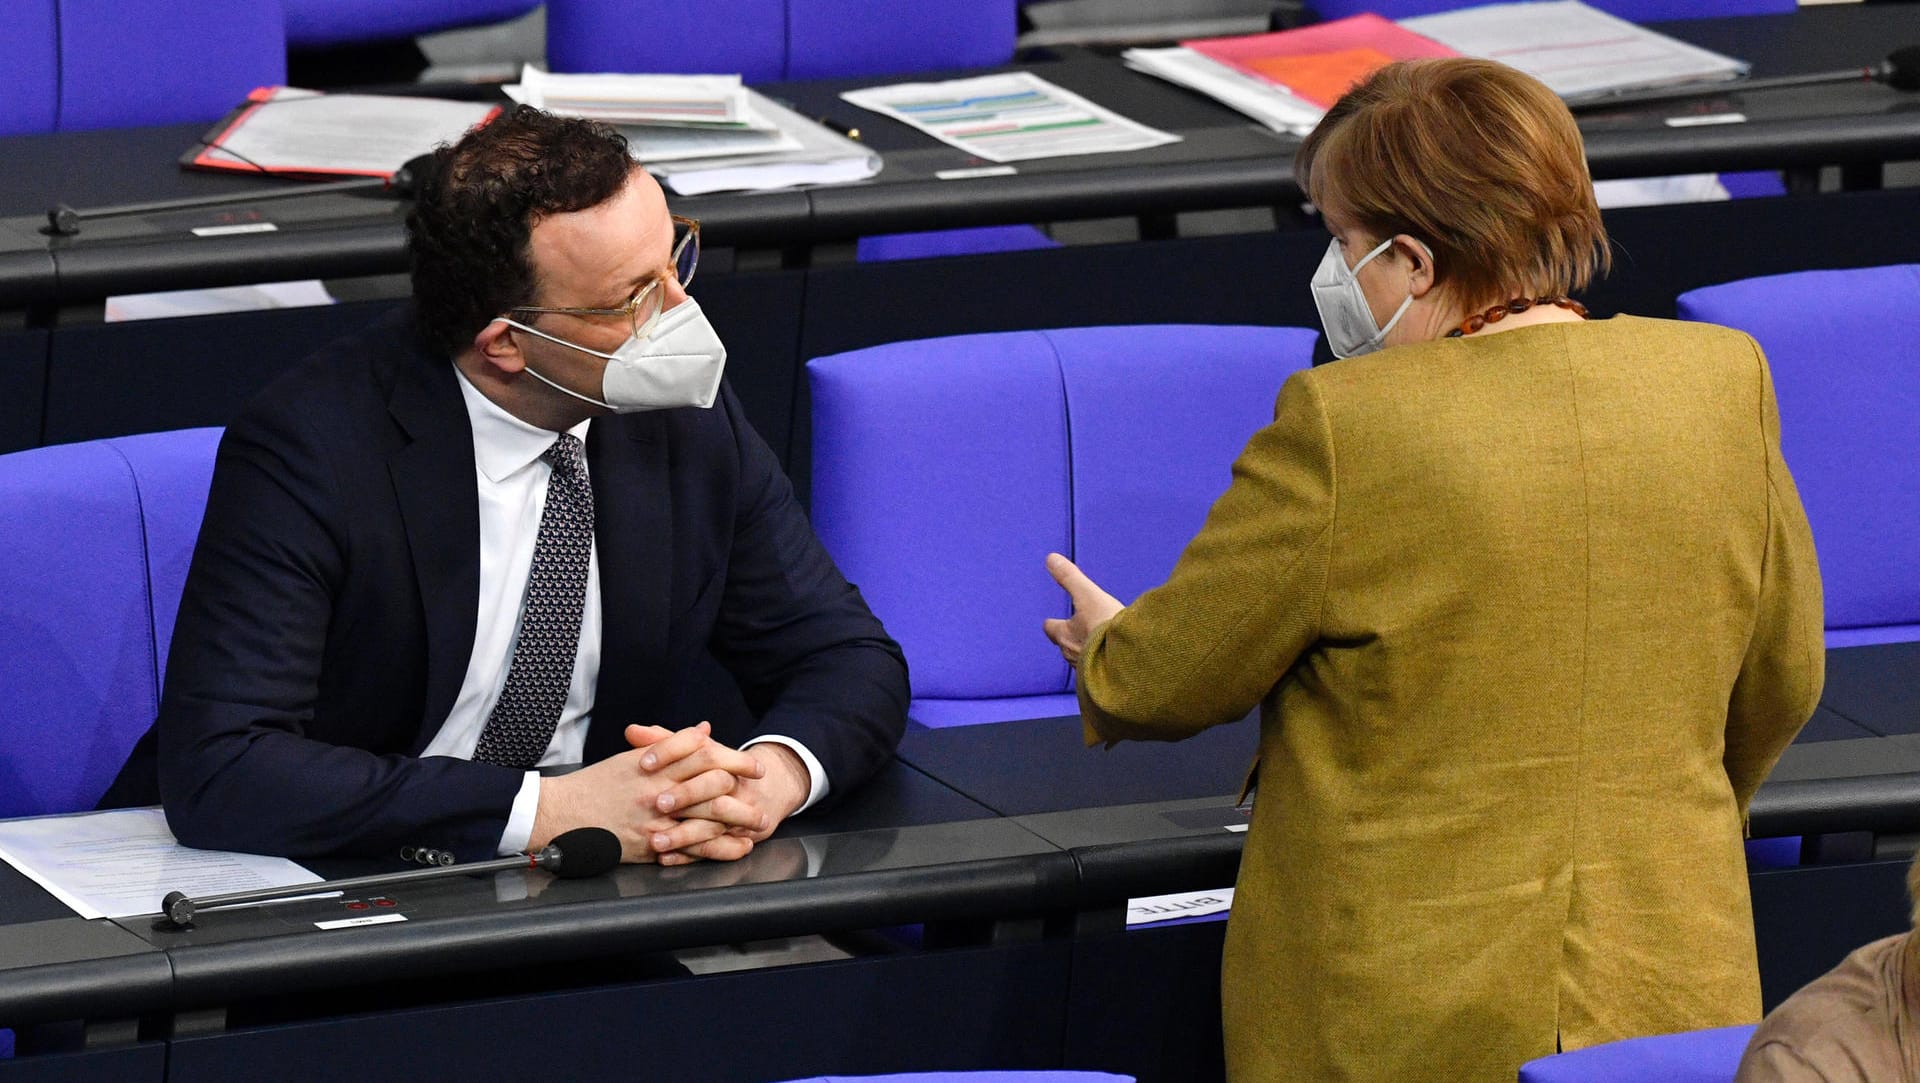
[741,735,828,815]
[498,771,541,855]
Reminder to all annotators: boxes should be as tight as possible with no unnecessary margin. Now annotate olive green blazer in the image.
[1077,316,1825,1083]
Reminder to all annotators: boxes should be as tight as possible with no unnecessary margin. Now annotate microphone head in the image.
[547,827,621,879]
[1888,47,1920,92]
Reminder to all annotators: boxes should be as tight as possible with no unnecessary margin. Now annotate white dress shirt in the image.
[424,369,825,855]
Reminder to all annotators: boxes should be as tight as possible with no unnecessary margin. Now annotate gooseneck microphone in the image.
[1569,46,1920,113]
[154,826,621,930]
[43,150,442,238]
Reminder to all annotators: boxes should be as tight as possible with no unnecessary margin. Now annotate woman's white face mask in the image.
[491,298,728,413]
[1309,236,1431,359]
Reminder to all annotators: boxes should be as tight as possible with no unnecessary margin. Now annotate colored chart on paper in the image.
[842,72,1181,164]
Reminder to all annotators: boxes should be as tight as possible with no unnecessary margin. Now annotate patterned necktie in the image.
[473,433,595,769]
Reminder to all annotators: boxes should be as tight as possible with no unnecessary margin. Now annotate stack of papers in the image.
[1186,14,1458,108]
[507,69,762,128]
[1123,47,1326,136]
[841,72,1181,163]
[1125,2,1747,134]
[187,88,501,178]
[1125,14,1455,136]
[1400,0,1747,101]
[506,67,880,195]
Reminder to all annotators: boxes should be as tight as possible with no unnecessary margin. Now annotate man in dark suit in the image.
[101,108,909,865]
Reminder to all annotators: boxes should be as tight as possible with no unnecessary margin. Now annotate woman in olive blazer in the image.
[1045,59,1824,1083]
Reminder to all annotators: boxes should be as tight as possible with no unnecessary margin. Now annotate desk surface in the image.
[1,6,1914,307]
[1,642,1914,1029]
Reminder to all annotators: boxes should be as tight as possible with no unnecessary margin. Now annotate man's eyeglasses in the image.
[509,215,700,339]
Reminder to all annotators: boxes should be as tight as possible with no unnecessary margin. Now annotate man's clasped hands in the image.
[528,721,812,865]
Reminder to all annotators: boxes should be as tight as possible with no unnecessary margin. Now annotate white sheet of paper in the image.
[1127,887,1236,927]
[1401,1,1746,100]
[842,72,1181,164]
[0,808,325,920]
[1123,46,1325,136]
[104,279,335,323]
[621,106,804,164]
[1592,172,1730,208]
[646,92,881,195]
[199,90,499,175]
[507,67,766,129]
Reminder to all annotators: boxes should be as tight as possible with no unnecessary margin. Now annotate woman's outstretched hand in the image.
[1043,552,1125,667]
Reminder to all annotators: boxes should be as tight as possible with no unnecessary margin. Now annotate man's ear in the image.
[472,319,526,374]
[1396,234,1437,298]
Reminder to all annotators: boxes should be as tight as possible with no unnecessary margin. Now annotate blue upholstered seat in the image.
[808,325,1320,726]
[1677,264,1920,647]
[0,0,59,137]
[55,0,284,132]
[282,0,541,49]
[1517,1024,1756,1081]
[547,0,1018,83]
[0,429,221,819]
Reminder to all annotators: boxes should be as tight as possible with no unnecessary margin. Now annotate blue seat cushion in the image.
[0,442,159,818]
[786,0,1017,80]
[548,0,787,80]
[1063,325,1321,607]
[112,429,223,679]
[858,226,1060,263]
[910,693,1082,728]
[1518,1024,1756,1081]
[549,0,1015,81]
[285,0,542,49]
[0,0,58,136]
[809,326,1319,724]
[1677,265,1920,640]
[812,332,1075,704]
[58,0,285,131]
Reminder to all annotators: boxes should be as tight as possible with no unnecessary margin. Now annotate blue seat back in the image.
[808,325,1319,726]
[548,0,1016,81]
[1677,264,1920,647]
[283,0,542,49]
[58,0,285,131]
[0,428,220,819]
[1518,1024,1756,1081]
[0,0,59,137]
[1311,0,1790,22]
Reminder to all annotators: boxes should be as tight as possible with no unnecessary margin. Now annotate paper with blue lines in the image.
[841,72,1180,163]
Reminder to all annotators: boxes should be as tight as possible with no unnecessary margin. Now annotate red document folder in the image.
[184,87,502,180]
[1184,15,1459,109]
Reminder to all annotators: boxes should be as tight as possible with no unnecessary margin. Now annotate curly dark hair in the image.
[406,107,636,358]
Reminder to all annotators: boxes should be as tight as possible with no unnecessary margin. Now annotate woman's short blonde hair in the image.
[1296,58,1611,312]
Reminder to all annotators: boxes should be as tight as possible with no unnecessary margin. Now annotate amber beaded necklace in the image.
[1444,296,1588,338]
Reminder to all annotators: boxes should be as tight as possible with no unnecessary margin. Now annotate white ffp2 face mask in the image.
[492,298,728,413]
[1309,236,1428,359]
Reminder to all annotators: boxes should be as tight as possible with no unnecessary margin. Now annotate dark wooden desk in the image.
[0,760,1084,1082]
[2,643,1916,1080]
[0,6,1913,310]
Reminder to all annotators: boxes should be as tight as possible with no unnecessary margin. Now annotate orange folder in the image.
[1184,14,1459,109]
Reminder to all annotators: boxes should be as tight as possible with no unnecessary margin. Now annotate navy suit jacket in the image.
[102,310,908,861]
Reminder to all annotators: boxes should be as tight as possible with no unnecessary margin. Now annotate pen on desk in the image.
[816,116,862,141]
